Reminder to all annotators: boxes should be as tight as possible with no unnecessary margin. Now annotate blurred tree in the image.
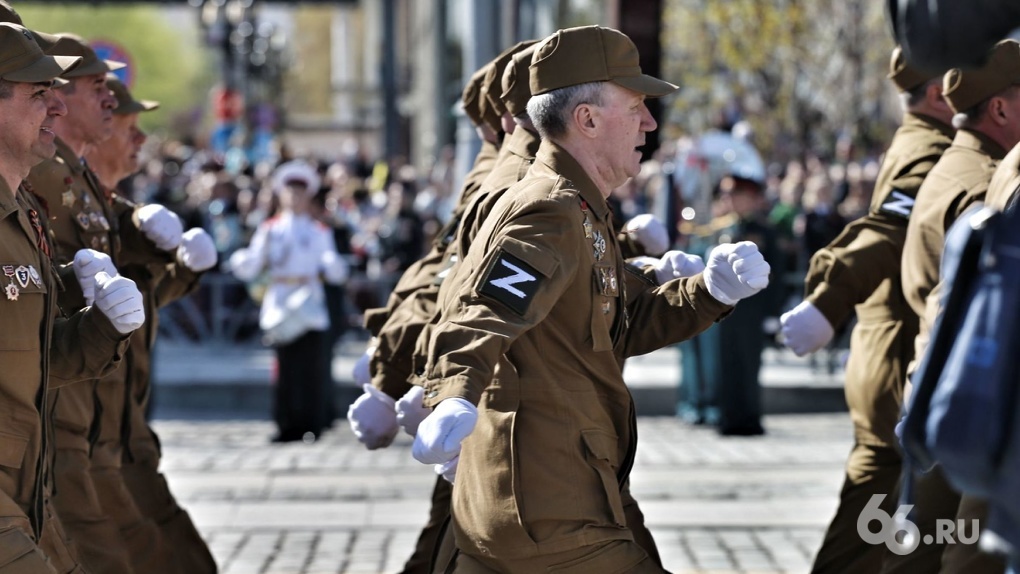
[662,0,897,161]
[16,5,214,138]
[287,5,333,117]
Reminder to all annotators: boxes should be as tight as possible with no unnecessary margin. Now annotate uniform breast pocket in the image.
[589,262,618,352]
[0,265,46,351]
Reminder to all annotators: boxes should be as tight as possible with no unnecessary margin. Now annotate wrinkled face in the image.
[58,72,116,145]
[590,83,657,191]
[0,80,67,173]
[104,112,145,182]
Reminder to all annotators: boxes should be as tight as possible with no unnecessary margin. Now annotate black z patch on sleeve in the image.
[878,190,915,220]
[479,250,542,316]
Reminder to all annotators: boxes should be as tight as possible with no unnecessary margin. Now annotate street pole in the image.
[381,0,399,160]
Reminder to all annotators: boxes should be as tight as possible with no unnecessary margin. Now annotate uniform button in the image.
[427,391,438,399]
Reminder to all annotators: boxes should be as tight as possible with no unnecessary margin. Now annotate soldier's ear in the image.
[572,103,598,138]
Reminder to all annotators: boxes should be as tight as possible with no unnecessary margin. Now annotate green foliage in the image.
[15,5,215,136]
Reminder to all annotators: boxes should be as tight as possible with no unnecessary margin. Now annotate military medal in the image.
[580,200,593,239]
[602,299,611,314]
[76,212,90,230]
[592,230,606,261]
[28,266,42,287]
[2,265,14,279]
[98,215,110,231]
[81,191,91,207]
[91,236,101,250]
[61,190,75,208]
[4,282,17,301]
[14,266,29,289]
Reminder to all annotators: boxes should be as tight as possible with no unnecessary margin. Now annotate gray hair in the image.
[526,81,605,140]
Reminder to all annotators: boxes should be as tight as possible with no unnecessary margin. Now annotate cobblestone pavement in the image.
[157,413,853,574]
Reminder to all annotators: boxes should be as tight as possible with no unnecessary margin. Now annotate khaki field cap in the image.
[530,26,677,97]
[461,66,488,127]
[0,23,82,83]
[888,45,938,92]
[48,33,125,78]
[943,39,1020,114]
[501,44,539,117]
[107,74,159,115]
[480,40,537,131]
[0,1,21,25]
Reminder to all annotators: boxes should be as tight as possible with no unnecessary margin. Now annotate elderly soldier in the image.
[410,26,770,572]
[896,40,1020,574]
[780,47,955,573]
[84,77,218,574]
[0,22,146,573]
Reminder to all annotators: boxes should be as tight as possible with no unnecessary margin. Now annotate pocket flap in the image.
[0,433,29,470]
[0,527,38,567]
[581,429,619,463]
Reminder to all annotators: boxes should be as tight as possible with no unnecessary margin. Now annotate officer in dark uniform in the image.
[781,47,955,574]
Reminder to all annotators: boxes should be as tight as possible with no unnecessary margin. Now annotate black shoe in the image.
[718,424,765,436]
[270,431,303,443]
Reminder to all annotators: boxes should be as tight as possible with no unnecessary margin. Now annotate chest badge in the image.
[593,230,606,261]
[62,190,75,208]
[28,266,42,287]
[5,282,18,301]
[76,212,91,230]
[14,266,29,289]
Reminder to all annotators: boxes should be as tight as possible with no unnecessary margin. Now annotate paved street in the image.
[158,412,853,574]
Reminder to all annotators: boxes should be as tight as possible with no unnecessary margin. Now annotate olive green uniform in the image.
[0,179,128,574]
[891,128,1008,574]
[803,112,953,573]
[420,141,730,572]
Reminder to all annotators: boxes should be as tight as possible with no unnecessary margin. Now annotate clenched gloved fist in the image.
[347,384,398,450]
[93,272,145,334]
[703,241,770,305]
[352,348,374,388]
[396,386,430,437]
[436,455,459,484]
[177,228,218,272]
[652,250,706,284]
[623,214,670,256]
[73,249,117,306]
[780,300,835,356]
[137,204,183,251]
[412,397,477,465]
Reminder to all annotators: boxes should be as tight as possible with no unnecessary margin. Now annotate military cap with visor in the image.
[460,67,488,128]
[501,44,539,118]
[888,45,940,92]
[530,25,677,97]
[479,40,537,132]
[46,33,125,78]
[107,74,159,115]
[0,23,81,83]
[942,39,1020,114]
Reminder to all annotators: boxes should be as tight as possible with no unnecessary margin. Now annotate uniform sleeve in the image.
[362,248,440,335]
[230,223,269,282]
[153,262,201,309]
[804,212,907,328]
[421,197,578,407]
[369,282,441,399]
[619,273,732,358]
[48,306,129,387]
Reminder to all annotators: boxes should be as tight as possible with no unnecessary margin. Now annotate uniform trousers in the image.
[91,440,181,574]
[51,434,133,573]
[121,434,217,574]
[274,329,328,440]
[401,476,452,574]
[880,466,1005,573]
[811,443,901,573]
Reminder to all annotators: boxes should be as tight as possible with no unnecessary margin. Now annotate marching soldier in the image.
[411,26,770,572]
[780,47,955,573]
[896,40,1020,574]
[85,76,219,574]
[0,22,145,573]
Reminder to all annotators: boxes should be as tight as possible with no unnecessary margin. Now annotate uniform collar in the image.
[534,140,610,220]
[54,137,85,175]
[505,127,541,162]
[954,128,1008,161]
[903,112,954,140]
[0,177,16,222]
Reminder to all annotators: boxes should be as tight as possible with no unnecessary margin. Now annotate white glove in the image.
[321,251,349,284]
[652,250,706,284]
[73,249,117,306]
[353,348,374,387]
[137,204,183,251]
[177,228,218,272]
[93,272,145,334]
[412,397,477,465]
[347,384,399,450]
[436,455,459,484]
[396,386,430,437]
[624,214,670,256]
[703,241,770,305]
[780,300,835,356]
